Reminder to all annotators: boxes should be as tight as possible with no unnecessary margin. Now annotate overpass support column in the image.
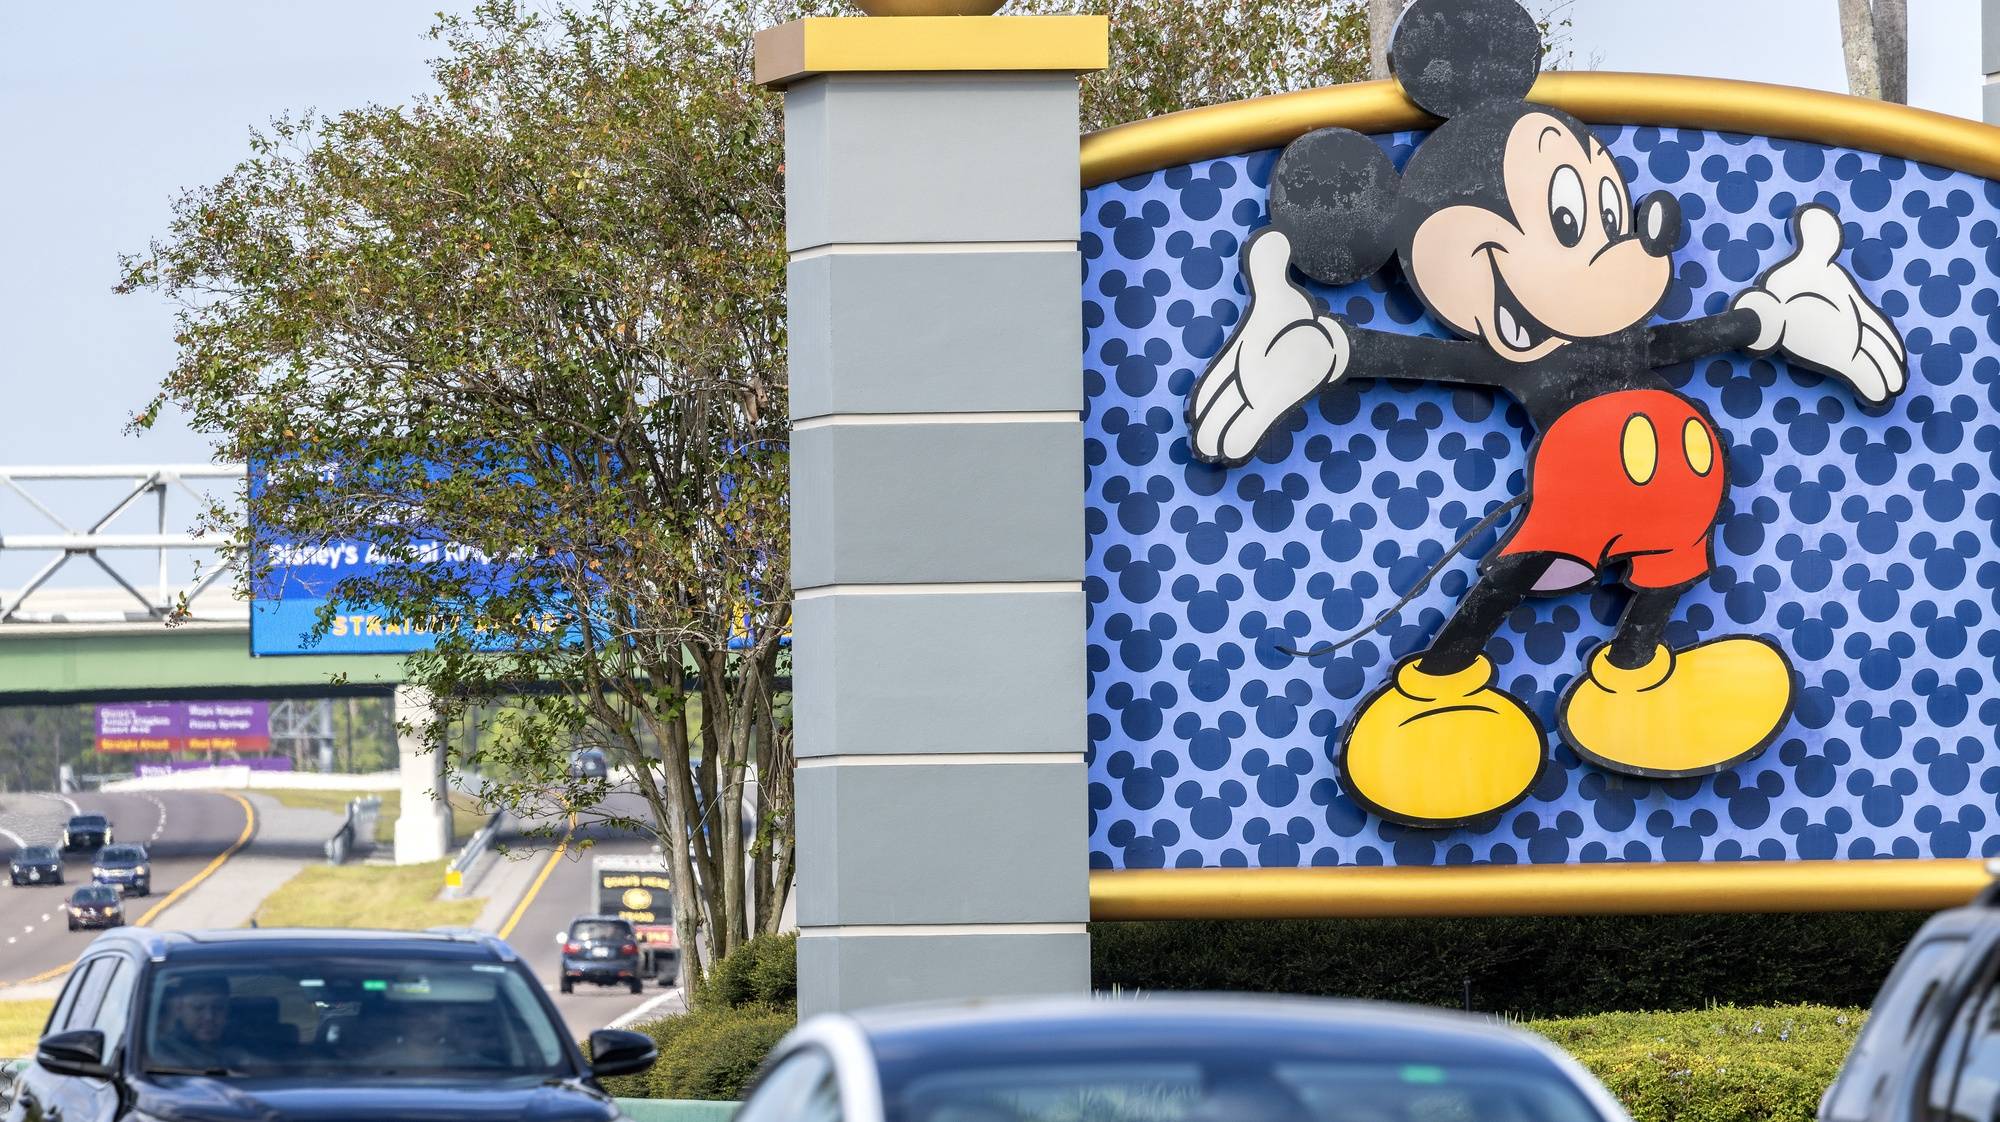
[392,684,451,865]
[758,12,1107,1015]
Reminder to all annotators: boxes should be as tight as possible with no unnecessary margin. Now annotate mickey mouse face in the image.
[1268,0,1682,364]
[1405,109,1675,358]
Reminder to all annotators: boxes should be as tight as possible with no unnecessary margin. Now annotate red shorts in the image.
[1497,388,1725,590]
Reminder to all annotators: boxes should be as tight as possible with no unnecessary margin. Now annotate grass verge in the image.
[260,789,489,845]
[251,859,484,930]
[1530,1004,1865,1122]
[0,1000,53,1057]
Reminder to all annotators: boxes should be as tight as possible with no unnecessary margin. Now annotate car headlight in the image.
[135,865,149,875]
[91,867,106,877]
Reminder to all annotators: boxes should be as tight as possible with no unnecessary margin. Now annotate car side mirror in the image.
[37,1029,112,1079]
[588,1028,657,1079]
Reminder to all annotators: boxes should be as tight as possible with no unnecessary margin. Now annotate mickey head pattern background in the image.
[1083,129,2000,868]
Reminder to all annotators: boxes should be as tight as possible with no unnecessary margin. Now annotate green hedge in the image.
[604,1000,1863,1119]
[1091,912,1921,1018]
[693,933,797,1012]
[1534,1004,1864,1122]
[599,1003,798,1101]
[596,934,802,1101]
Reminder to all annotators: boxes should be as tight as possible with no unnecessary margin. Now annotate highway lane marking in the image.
[0,791,257,990]
[607,986,684,1030]
[0,825,25,849]
[145,795,167,842]
[497,829,572,941]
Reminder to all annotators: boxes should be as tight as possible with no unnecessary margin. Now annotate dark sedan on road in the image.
[568,748,609,780]
[8,844,62,886]
[65,885,124,930]
[92,844,151,896]
[560,916,643,995]
[738,996,1632,1122]
[61,815,112,852]
[7,927,657,1122]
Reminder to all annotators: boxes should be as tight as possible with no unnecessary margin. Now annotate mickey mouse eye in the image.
[1599,177,1627,237]
[1548,166,1585,248]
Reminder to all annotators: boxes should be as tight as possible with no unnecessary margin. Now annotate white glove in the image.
[1731,203,1906,405]
[1187,228,1350,465]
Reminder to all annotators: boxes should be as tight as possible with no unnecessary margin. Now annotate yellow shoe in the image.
[1339,655,1545,828]
[1558,636,1795,778]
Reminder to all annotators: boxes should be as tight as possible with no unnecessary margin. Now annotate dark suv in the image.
[61,816,111,853]
[1821,883,2000,1122]
[9,845,62,886]
[560,917,642,995]
[91,845,150,897]
[0,928,657,1122]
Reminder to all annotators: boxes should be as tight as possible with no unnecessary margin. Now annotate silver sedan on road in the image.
[734,995,1630,1122]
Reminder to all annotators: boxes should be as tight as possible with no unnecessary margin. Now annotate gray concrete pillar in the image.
[759,13,1106,1015]
[392,683,451,865]
[1987,0,2000,123]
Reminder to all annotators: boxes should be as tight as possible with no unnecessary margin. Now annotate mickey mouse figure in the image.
[1188,0,1907,828]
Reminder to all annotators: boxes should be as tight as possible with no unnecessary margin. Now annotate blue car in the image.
[738,995,1632,1122]
[91,844,151,896]
[13,927,658,1122]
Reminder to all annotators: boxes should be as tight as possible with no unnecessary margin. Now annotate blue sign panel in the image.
[1082,127,2000,869]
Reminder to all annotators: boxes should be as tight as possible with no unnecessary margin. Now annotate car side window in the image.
[1948,985,2000,1122]
[85,957,138,1053]
[58,959,113,1035]
[737,1048,838,1122]
[1826,936,1968,1122]
[43,961,94,1037]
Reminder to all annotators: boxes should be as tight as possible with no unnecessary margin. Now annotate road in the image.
[490,792,684,1035]
[0,789,251,991]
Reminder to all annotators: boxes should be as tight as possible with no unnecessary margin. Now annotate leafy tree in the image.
[1020,0,1372,130]
[124,0,805,974]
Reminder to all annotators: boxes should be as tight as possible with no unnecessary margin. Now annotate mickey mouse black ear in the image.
[1270,128,1401,286]
[1390,0,1543,119]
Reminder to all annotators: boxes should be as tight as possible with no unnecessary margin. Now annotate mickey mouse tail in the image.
[1277,494,1527,660]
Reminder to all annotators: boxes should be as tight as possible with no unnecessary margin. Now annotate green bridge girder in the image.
[0,626,406,704]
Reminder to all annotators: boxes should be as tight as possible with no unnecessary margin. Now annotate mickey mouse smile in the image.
[1484,249,1560,356]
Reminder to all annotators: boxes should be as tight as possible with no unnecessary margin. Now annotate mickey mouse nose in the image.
[1636,191,1680,257]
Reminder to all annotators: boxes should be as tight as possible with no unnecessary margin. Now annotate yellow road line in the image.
[496,817,574,941]
[137,791,256,926]
[0,791,256,990]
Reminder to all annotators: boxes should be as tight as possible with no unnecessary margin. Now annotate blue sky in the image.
[0,0,1982,474]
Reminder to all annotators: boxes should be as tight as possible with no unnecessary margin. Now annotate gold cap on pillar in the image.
[852,1,1005,13]
[755,12,1108,88]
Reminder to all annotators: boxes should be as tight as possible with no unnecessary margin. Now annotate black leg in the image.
[1606,582,1691,670]
[1416,553,1552,676]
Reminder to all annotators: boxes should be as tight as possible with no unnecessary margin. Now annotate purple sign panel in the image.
[95,701,272,753]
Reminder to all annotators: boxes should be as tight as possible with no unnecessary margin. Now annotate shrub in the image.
[1091,912,1921,1018]
[598,1003,799,1101]
[1531,1004,1865,1122]
[695,932,798,1012]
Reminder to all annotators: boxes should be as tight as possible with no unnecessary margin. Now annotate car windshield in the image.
[884,1058,1606,1122]
[19,847,55,862]
[73,887,118,904]
[140,957,572,1078]
[100,847,142,864]
[71,817,106,828]
[570,921,632,942]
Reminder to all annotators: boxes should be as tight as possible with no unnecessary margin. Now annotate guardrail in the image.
[442,808,508,898]
[324,796,381,865]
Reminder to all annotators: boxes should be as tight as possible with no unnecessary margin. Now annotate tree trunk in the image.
[1837,0,1882,100]
[1872,0,1907,104]
[1368,0,1399,80]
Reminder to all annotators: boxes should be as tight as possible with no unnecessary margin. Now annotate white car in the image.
[735,995,1631,1122]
